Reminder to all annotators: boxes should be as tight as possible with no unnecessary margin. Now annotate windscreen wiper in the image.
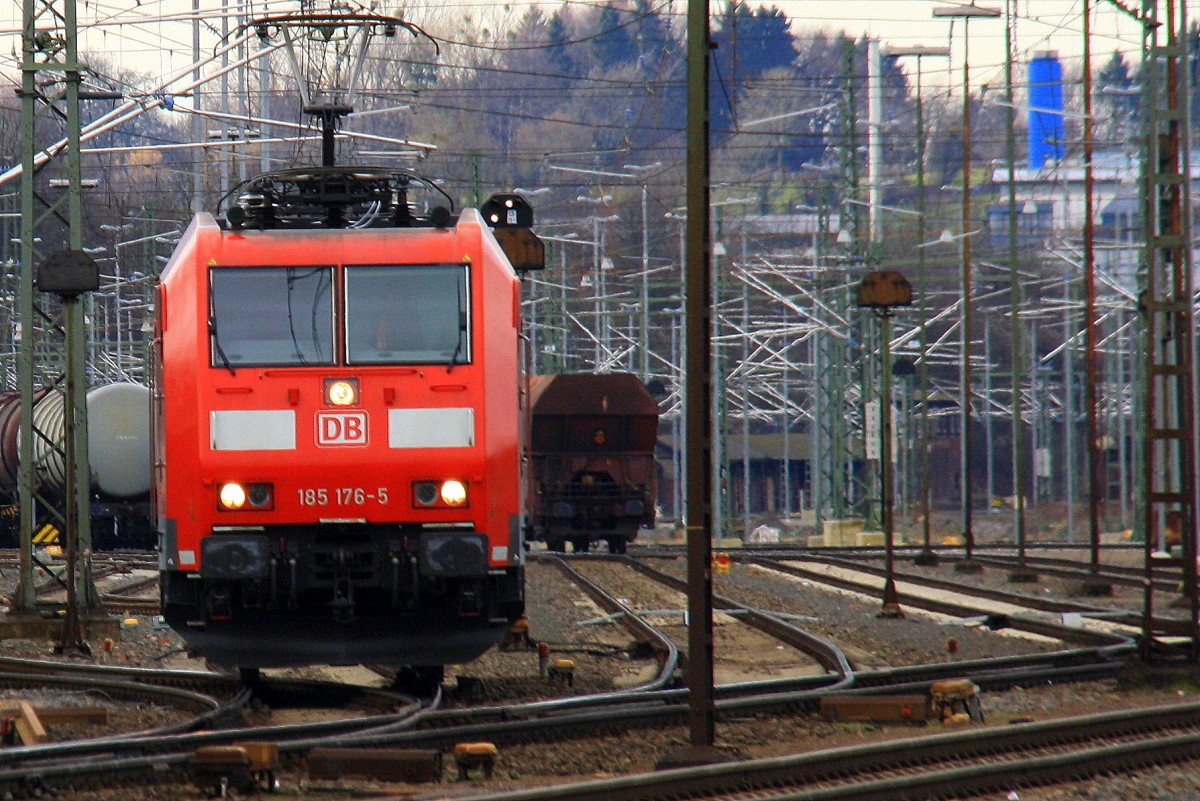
[209,317,237,376]
[447,280,467,372]
[207,280,237,376]
[447,311,467,372]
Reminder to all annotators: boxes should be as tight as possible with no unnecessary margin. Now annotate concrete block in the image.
[856,531,886,547]
[823,519,864,547]
[1100,530,1132,546]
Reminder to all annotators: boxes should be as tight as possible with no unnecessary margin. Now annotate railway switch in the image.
[191,742,279,796]
[453,741,499,779]
[190,745,256,797]
[500,616,534,651]
[930,678,984,725]
[547,658,575,687]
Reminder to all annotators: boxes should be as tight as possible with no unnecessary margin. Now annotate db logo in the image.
[316,410,368,446]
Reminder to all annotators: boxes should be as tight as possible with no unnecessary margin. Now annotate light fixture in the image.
[440,480,468,506]
[324,378,359,406]
[217,481,274,511]
[218,483,247,510]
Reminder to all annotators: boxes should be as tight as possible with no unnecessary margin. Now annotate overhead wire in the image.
[0,0,1150,206]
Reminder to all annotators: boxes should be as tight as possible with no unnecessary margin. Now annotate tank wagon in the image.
[528,373,659,554]
[153,167,538,685]
[0,383,152,550]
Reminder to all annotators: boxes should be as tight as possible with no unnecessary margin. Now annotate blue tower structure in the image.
[1027,51,1064,170]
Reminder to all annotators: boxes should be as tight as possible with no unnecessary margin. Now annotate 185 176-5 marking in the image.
[297,487,389,506]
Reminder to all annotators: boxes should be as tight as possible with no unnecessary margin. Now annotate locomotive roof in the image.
[219,166,456,230]
[530,373,659,417]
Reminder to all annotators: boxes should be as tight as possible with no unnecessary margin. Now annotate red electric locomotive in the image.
[153,168,537,682]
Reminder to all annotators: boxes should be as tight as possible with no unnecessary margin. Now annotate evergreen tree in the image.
[710,3,799,135]
[592,4,636,72]
[1095,50,1138,145]
[1096,49,1134,91]
[544,11,575,76]
[631,0,671,65]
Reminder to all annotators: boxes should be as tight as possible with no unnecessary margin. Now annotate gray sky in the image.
[0,1,1149,104]
[781,1,1143,93]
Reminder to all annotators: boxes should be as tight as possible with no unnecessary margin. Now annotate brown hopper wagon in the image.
[528,373,659,554]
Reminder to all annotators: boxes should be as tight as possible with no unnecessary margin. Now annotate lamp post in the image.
[665,211,688,522]
[541,232,598,372]
[858,270,913,617]
[623,162,663,381]
[883,45,948,567]
[110,229,179,379]
[999,0,1038,586]
[575,194,616,369]
[1078,0,1112,597]
[933,3,1000,572]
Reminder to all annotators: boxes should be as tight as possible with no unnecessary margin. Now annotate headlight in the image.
[413,481,439,506]
[440,479,467,506]
[218,483,246,510]
[217,482,274,511]
[247,483,274,508]
[324,377,359,406]
[412,479,469,508]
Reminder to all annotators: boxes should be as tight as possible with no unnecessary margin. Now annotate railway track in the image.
[13,549,162,614]
[734,553,1139,647]
[0,546,1157,798]
[0,654,419,712]
[0,599,1137,797]
[950,550,1178,591]
[0,656,426,799]
[391,701,1200,801]
[554,555,851,685]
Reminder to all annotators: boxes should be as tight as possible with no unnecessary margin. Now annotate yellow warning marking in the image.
[32,524,59,544]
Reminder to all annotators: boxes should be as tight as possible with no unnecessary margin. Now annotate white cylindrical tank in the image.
[23,383,150,499]
[86,383,151,498]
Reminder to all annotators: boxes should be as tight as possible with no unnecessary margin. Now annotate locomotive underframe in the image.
[161,523,523,668]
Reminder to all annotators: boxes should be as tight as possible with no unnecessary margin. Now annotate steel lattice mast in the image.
[17,0,100,651]
[1138,0,1198,662]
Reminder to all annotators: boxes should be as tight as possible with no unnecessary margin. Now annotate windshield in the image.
[345,264,470,365]
[209,266,335,367]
